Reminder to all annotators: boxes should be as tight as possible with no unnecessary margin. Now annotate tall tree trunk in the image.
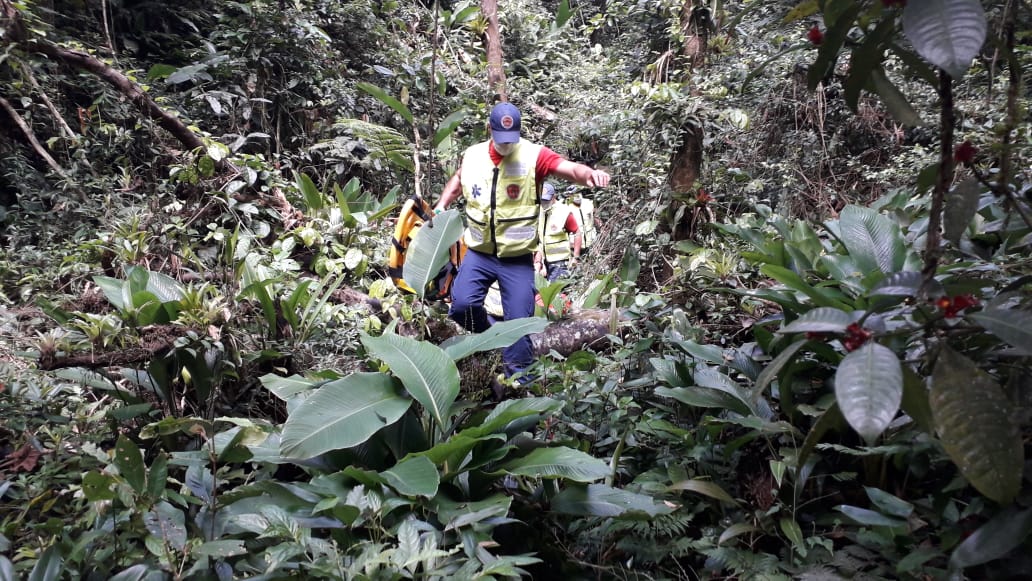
[481,0,507,102]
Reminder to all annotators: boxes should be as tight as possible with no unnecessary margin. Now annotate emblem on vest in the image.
[506,184,520,200]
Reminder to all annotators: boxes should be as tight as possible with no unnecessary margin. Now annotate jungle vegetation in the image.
[1,0,1030,579]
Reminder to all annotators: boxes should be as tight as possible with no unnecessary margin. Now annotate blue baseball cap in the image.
[489,102,521,144]
[541,183,556,200]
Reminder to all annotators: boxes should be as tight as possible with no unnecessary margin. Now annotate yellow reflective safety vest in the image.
[460,141,543,257]
[540,203,575,263]
[570,197,597,251]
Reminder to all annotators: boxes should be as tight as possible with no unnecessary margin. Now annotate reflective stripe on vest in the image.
[461,141,542,257]
[541,204,573,262]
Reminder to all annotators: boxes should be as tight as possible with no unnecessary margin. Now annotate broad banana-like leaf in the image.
[656,386,753,418]
[944,177,980,246]
[969,308,1032,356]
[903,0,986,79]
[834,342,902,444]
[361,333,460,429]
[499,447,608,482]
[280,372,411,459]
[667,479,737,504]
[260,373,321,401]
[403,209,463,299]
[442,317,551,361]
[380,456,439,498]
[432,110,467,148]
[865,486,914,518]
[550,483,674,517]
[27,545,65,581]
[356,82,414,124]
[931,347,1023,504]
[950,506,1032,569]
[837,205,907,275]
[779,307,852,334]
[761,264,852,310]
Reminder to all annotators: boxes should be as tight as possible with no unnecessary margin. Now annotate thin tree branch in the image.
[0,94,71,180]
[20,62,78,140]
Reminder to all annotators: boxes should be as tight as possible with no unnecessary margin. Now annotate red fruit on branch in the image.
[842,322,872,352]
[807,26,824,46]
[954,141,977,164]
[881,0,906,8]
[936,294,979,318]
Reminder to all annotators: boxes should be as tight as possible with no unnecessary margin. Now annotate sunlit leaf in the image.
[403,209,463,299]
[835,505,907,528]
[361,333,460,429]
[442,317,550,361]
[499,447,609,482]
[114,435,146,494]
[380,456,440,498]
[280,373,411,459]
[356,82,414,124]
[667,479,737,504]
[834,342,902,444]
[550,484,674,517]
[930,347,1023,504]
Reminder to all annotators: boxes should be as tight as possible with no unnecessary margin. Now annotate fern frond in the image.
[319,118,414,173]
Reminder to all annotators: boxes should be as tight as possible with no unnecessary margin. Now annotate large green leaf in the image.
[432,110,467,148]
[380,456,440,498]
[902,0,986,79]
[499,447,609,482]
[27,545,64,581]
[834,342,902,444]
[442,317,550,361]
[944,177,981,246]
[126,266,185,302]
[950,506,1032,569]
[656,385,753,418]
[968,307,1032,356]
[356,82,414,124]
[930,348,1023,504]
[403,209,463,299]
[114,435,146,494]
[143,501,187,550]
[361,333,460,428]
[837,205,906,275]
[779,307,852,334]
[550,483,674,517]
[280,372,411,459]
[760,264,851,309]
[667,479,737,504]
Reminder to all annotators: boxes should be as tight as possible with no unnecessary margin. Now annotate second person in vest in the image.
[433,102,611,389]
[535,183,582,282]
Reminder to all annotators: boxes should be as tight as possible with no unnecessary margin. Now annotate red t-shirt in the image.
[489,143,564,181]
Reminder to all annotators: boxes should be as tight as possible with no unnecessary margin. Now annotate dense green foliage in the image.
[1,0,1031,579]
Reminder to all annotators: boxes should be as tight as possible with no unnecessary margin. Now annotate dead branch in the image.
[0,94,71,180]
[20,61,78,141]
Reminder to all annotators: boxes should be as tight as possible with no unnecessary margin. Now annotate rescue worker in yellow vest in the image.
[566,186,599,255]
[534,183,581,282]
[433,102,611,391]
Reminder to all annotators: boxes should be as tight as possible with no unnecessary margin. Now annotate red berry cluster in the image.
[936,294,979,318]
[841,323,872,352]
[881,0,906,7]
[697,188,713,204]
[805,323,872,352]
[954,141,977,164]
[808,26,824,46]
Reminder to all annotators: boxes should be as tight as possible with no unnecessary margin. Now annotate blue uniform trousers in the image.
[449,249,535,378]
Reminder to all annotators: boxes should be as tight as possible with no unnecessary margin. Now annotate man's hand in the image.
[586,169,610,188]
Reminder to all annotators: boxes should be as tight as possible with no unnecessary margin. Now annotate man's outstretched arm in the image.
[433,170,463,212]
[552,160,610,189]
